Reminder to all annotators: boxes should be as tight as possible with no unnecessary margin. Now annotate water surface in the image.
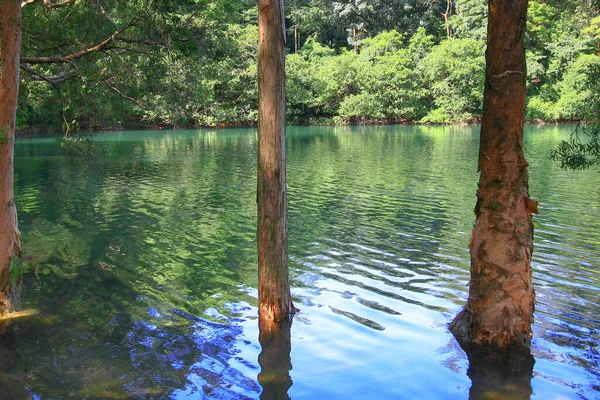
[7,125,600,399]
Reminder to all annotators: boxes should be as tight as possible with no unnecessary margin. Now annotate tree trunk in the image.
[450,0,535,350]
[257,0,294,322]
[442,0,453,39]
[0,0,23,316]
[294,26,298,53]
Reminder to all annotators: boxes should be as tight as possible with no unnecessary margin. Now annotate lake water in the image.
[5,125,599,399]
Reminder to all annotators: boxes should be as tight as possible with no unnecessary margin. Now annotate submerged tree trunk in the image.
[257,0,294,322]
[0,0,23,316]
[450,0,535,350]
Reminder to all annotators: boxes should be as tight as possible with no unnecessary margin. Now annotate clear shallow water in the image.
[4,125,599,399]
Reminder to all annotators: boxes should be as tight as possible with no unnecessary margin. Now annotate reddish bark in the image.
[450,0,535,350]
[0,0,23,315]
[257,0,294,322]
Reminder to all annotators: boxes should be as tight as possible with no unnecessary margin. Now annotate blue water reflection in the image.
[6,124,599,399]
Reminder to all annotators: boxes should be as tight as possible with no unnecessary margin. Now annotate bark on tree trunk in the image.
[257,0,294,322]
[0,0,23,316]
[442,0,453,39]
[450,0,535,350]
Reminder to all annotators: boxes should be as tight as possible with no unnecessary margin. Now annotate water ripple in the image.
[9,125,600,399]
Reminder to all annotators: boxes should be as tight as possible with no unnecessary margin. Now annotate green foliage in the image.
[298,36,335,60]
[360,49,427,120]
[407,27,435,64]
[526,97,555,121]
[551,125,600,170]
[525,0,599,124]
[294,0,441,50]
[13,0,600,132]
[527,0,559,46]
[310,50,363,116]
[551,63,600,170]
[338,93,385,122]
[419,39,486,123]
[554,54,600,120]
[583,15,600,41]
[360,30,405,58]
[286,53,316,122]
[287,29,430,123]
[450,0,488,40]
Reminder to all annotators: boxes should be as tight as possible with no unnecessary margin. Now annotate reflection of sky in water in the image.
[9,125,600,399]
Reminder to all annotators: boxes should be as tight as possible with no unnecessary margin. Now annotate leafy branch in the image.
[550,123,600,170]
[21,18,138,64]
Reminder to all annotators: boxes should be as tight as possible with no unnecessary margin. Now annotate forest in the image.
[16,0,600,133]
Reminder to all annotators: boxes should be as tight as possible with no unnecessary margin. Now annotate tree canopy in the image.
[15,0,600,133]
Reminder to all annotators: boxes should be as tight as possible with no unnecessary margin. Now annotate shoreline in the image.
[16,118,579,138]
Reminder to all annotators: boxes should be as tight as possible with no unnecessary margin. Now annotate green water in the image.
[4,125,599,399]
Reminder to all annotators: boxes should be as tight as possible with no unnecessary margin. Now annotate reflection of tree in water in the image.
[11,260,261,398]
[463,345,534,400]
[12,128,600,398]
[12,132,262,398]
[141,311,261,399]
[258,318,293,400]
[439,334,534,399]
[0,330,30,400]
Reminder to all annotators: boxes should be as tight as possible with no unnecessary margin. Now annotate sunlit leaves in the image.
[419,39,486,123]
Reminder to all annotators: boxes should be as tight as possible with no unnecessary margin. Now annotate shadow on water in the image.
[258,318,293,400]
[461,344,534,400]
[12,131,262,398]
[0,327,31,400]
